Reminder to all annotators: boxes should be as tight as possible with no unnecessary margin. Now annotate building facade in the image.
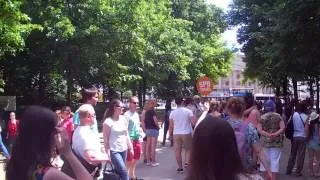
[213,53,273,96]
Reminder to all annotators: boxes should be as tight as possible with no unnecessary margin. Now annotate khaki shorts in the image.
[173,134,192,150]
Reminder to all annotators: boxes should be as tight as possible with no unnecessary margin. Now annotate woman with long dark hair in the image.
[187,116,263,180]
[243,93,260,129]
[6,106,92,180]
[103,99,133,180]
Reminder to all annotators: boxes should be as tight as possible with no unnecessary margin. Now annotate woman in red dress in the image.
[7,112,19,153]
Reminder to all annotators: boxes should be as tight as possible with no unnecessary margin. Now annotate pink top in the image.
[60,117,74,141]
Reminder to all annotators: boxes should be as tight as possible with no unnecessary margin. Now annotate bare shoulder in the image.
[44,167,73,180]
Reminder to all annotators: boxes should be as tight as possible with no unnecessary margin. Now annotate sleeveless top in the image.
[33,165,50,180]
[244,107,259,128]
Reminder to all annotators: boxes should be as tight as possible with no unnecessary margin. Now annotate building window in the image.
[236,81,241,86]
[237,74,241,79]
[225,81,229,86]
[248,82,252,86]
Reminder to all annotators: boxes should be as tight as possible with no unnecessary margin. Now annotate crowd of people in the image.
[1,86,320,180]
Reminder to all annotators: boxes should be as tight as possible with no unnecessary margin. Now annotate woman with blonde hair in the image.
[141,99,160,166]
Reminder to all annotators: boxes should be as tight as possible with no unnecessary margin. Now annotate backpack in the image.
[284,115,293,140]
[232,121,249,157]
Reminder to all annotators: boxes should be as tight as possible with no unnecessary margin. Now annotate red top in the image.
[60,117,74,141]
[7,120,19,138]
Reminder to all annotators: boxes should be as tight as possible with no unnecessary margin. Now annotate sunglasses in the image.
[115,104,124,108]
[131,102,139,105]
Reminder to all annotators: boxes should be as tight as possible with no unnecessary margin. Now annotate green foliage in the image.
[1,0,233,106]
[0,0,41,58]
[229,0,320,90]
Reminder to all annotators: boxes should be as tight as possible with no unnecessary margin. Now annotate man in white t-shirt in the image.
[71,104,108,177]
[73,87,99,134]
[169,97,195,174]
[286,101,308,176]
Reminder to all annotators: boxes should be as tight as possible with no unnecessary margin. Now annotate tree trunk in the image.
[282,77,288,106]
[308,77,314,107]
[275,86,280,97]
[107,87,117,101]
[292,78,298,102]
[142,76,147,103]
[138,80,143,109]
[38,70,45,105]
[317,77,319,113]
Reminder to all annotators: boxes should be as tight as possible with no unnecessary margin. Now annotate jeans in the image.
[0,134,9,158]
[110,150,129,180]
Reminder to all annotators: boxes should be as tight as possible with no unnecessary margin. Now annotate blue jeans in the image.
[0,134,9,158]
[110,150,129,180]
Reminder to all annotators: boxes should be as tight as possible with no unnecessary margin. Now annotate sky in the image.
[206,0,239,48]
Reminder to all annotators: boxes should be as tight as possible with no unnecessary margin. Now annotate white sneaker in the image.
[151,162,159,167]
[146,162,151,166]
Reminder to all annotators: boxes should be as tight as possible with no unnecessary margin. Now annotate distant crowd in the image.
[1,87,319,180]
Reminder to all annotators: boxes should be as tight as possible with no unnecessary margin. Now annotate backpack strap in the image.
[298,114,305,127]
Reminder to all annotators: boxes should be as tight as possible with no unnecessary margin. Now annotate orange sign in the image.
[196,76,213,96]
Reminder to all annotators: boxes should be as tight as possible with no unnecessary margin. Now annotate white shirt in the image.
[72,126,102,159]
[104,115,128,152]
[293,112,308,138]
[169,107,193,135]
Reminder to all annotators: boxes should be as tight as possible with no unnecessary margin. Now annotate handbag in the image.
[285,115,293,140]
[103,161,120,180]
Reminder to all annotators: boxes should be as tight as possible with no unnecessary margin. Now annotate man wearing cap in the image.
[257,100,285,180]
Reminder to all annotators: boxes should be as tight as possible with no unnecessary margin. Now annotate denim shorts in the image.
[145,129,159,137]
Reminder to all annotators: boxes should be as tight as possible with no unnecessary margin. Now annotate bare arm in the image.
[45,129,93,180]
[257,122,271,137]
[305,122,310,137]
[169,119,174,137]
[103,122,111,156]
[153,115,160,129]
[140,111,146,131]
[272,120,285,136]
[190,114,196,126]
[126,129,133,151]
[83,150,106,165]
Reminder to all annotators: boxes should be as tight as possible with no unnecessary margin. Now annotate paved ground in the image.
[0,128,310,179]
[134,130,309,180]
